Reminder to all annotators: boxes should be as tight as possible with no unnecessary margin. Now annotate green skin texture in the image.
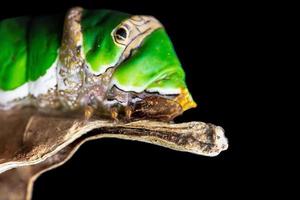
[0,15,63,90]
[0,9,189,103]
[113,28,186,92]
[81,10,130,74]
[0,17,29,90]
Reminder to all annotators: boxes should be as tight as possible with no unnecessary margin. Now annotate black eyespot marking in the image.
[76,45,82,54]
[115,27,127,41]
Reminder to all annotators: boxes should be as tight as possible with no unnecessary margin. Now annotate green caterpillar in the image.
[0,7,196,120]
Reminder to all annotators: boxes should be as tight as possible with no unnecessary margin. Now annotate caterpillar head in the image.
[82,11,196,120]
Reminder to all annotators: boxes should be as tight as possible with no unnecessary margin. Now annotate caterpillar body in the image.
[0,7,196,121]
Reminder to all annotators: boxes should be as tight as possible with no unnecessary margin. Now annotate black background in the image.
[1,0,261,199]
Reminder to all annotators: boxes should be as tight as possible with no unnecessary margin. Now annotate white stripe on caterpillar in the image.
[0,57,58,108]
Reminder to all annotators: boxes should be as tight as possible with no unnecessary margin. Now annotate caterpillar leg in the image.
[84,106,94,121]
[124,105,133,121]
[110,107,119,122]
